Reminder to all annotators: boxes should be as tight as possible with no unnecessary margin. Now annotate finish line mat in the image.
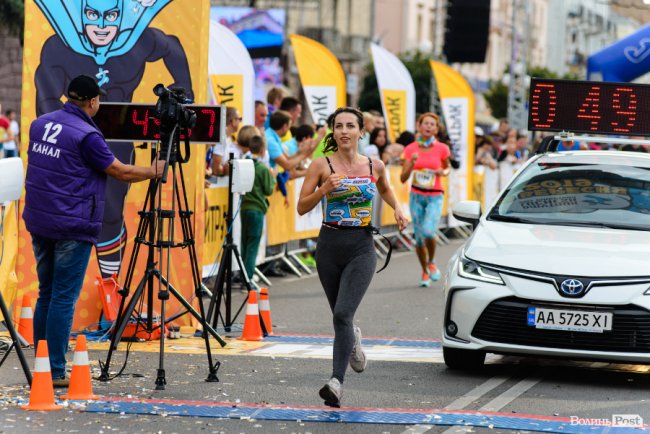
[83,397,649,433]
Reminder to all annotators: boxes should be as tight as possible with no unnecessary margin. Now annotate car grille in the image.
[472,297,650,352]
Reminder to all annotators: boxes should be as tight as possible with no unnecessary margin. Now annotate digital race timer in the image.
[93,102,226,144]
[528,78,650,136]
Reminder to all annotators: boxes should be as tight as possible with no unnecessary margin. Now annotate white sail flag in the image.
[208,20,255,125]
[302,85,338,126]
[370,43,416,142]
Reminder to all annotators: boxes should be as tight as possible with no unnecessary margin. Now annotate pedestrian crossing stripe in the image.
[83,333,650,371]
[86,334,444,363]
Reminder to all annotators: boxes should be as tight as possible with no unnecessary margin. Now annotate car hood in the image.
[465,220,650,277]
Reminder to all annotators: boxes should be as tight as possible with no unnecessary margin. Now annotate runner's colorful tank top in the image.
[323,157,377,227]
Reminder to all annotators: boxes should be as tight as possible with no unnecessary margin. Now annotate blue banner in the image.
[587,23,650,82]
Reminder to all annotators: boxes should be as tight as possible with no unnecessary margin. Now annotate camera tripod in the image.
[0,292,32,385]
[205,155,268,335]
[0,185,32,386]
[98,129,225,389]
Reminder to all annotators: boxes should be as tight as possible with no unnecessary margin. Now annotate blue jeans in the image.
[31,235,92,378]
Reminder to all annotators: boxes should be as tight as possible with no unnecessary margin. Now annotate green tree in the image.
[484,65,579,119]
[483,80,508,119]
[358,50,432,115]
[400,50,433,115]
[0,0,24,42]
[358,61,381,113]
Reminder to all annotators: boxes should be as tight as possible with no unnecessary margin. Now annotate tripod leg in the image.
[175,163,222,381]
[98,271,149,381]
[158,274,227,347]
[100,175,157,381]
[0,293,32,385]
[207,251,228,331]
[155,288,168,390]
[231,245,268,337]
[232,245,253,292]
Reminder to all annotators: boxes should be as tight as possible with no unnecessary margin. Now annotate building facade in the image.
[211,0,646,120]
[212,0,374,111]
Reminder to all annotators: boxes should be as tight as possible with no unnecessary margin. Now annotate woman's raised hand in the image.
[320,174,342,196]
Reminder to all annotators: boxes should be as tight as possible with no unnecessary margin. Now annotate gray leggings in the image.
[315,225,377,383]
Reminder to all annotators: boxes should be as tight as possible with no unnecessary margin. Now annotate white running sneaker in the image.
[319,377,342,407]
[350,326,367,373]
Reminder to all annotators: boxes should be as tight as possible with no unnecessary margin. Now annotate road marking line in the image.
[440,376,542,434]
[399,376,509,434]
[444,375,510,410]
[479,376,541,412]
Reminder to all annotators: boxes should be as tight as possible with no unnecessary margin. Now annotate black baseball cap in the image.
[67,75,107,101]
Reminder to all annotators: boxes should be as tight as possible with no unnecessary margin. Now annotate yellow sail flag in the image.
[382,89,408,144]
[430,60,475,220]
[210,74,244,111]
[289,34,346,125]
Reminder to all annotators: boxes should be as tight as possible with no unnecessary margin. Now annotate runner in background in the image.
[400,112,450,287]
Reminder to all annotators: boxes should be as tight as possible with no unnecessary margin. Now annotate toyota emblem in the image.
[560,279,585,297]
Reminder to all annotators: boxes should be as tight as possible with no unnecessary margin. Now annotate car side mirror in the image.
[452,200,481,229]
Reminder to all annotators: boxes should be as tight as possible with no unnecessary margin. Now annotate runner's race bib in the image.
[413,169,436,189]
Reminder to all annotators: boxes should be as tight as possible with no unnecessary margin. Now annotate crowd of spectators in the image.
[206,95,650,283]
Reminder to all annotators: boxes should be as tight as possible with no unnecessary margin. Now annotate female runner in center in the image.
[298,107,408,407]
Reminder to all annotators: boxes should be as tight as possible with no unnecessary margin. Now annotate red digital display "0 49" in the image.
[528,78,650,136]
[93,102,226,144]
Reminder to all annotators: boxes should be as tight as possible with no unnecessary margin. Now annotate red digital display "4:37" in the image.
[93,102,226,144]
[528,78,650,136]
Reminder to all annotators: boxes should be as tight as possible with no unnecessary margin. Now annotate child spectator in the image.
[289,124,315,179]
[240,135,276,281]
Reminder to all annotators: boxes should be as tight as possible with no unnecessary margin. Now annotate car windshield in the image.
[487,160,650,231]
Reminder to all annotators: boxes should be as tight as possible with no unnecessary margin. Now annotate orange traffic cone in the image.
[239,290,263,341]
[22,340,62,411]
[17,294,34,346]
[259,288,273,335]
[61,335,99,400]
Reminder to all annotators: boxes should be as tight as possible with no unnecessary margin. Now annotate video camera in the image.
[153,84,197,164]
[153,83,197,134]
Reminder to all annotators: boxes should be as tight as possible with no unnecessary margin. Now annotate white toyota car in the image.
[443,149,650,369]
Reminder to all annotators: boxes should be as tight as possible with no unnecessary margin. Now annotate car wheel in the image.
[443,347,486,370]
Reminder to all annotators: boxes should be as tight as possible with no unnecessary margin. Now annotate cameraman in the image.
[23,75,165,387]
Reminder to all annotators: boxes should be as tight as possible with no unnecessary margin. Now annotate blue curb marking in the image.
[263,335,441,348]
[83,400,646,433]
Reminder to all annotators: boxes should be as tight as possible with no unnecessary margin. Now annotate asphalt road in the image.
[1,235,649,434]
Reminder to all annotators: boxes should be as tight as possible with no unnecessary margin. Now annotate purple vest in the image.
[23,103,108,243]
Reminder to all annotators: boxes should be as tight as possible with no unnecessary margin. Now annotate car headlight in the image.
[458,256,504,285]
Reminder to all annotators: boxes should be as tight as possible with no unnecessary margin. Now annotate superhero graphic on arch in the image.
[34,0,193,278]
